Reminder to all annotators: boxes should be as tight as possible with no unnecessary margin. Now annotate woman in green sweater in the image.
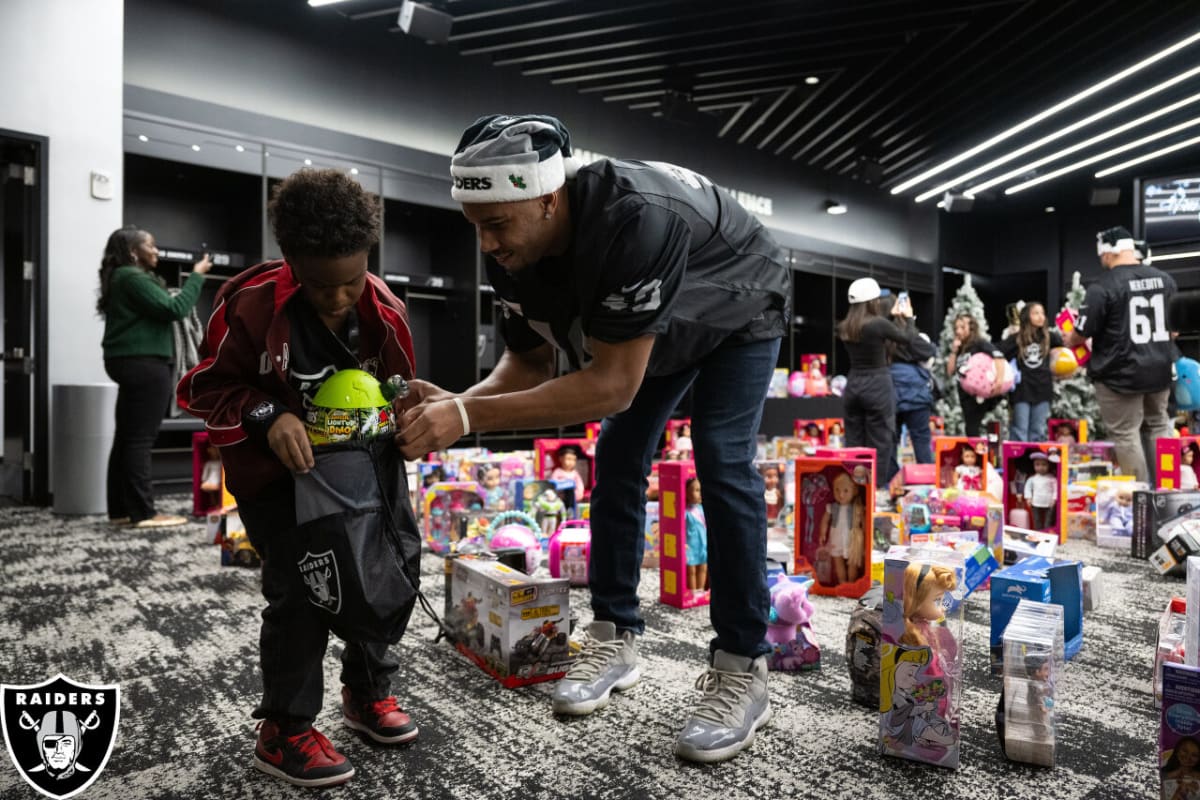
[99,227,210,528]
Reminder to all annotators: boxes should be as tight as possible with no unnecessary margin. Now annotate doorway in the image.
[0,130,48,504]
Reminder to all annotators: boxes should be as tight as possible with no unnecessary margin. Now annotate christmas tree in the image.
[1052,271,1105,437]
[933,274,1009,435]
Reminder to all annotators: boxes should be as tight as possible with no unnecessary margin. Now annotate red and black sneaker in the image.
[253,721,355,788]
[341,687,419,744]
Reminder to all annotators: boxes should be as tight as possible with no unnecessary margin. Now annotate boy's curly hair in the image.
[268,168,380,260]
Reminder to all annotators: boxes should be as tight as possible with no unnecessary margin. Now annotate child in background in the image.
[178,169,419,788]
[998,302,1063,443]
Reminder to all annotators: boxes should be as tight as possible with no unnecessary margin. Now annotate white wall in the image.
[124,0,936,265]
[0,0,125,386]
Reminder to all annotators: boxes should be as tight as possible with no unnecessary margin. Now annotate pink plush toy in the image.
[958,352,1015,400]
[788,371,807,397]
[766,574,816,645]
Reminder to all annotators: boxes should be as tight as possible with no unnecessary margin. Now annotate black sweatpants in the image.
[844,367,895,489]
[958,387,999,438]
[239,476,398,728]
[104,356,173,523]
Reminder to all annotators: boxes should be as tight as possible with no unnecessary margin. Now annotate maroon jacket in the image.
[177,260,415,500]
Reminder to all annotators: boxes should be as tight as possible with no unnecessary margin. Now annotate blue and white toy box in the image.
[989,556,1083,674]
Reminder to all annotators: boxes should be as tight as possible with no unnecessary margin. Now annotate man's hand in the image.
[397,398,467,460]
[398,379,455,413]
[267,412,314,474]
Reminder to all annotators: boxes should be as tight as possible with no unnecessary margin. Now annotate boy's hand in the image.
[397,400,466,460]
[267,412,314,474]
[397,379,454,412]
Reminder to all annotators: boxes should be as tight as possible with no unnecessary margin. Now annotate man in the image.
[400,114,791,763]
[1066,226,1176,482]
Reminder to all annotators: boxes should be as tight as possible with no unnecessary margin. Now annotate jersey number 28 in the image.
[1129,294,1170,344]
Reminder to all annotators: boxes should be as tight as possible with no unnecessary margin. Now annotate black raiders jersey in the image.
[486,159,791,377]
[1078,262,1177,393]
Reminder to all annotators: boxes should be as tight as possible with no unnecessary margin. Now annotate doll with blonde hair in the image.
[901,561,958,648]
[820,471,865,584]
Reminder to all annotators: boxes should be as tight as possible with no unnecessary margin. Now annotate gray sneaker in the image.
[674,650,771,764]
[550,621,639,716]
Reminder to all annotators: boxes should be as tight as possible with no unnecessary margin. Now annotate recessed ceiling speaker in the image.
[1089,187,1121,206]
[398,1,453,44]
[942,192,975,213]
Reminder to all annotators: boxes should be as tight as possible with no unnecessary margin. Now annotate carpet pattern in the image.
[0,495,1171,799]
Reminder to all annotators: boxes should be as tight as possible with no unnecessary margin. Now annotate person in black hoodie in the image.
[997,302,1062,442]
[879,293,937,479]
[838,279,935,489]
[945,312,1005,437]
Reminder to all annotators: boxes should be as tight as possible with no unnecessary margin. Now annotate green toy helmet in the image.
[305,369,395,445]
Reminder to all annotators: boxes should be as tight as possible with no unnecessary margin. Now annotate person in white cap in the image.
[837,278,934,493]
[1065,226,1176,481]
[399,114,791,763]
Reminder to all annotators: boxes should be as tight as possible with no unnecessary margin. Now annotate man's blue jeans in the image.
[589,337,780,660]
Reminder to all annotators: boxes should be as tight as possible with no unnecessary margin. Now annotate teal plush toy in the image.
[1177,358,1200,411]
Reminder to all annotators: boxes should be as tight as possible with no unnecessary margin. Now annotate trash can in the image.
[52,383,118,515]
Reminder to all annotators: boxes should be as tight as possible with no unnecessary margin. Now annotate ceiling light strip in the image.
[889,29,1200,195]
[1148,250,1200,263]
[1094,132,1200,178]
[961,88,1200,198]
[1003,117,1200,194]
[914,65,1200,202]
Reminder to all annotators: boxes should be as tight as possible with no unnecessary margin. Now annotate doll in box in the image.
[800,422,823,451]
[478,464,507,510]
[954,446,983,492]
[1024,452,1059,531]
[1101,487,1134,535]
[549,445,587,499]
[820,471,865,585]
[533,488,566,540]
[1162,737,1200,800]
[827,421,846,450]
[1183,445,1199,491]
[1024,651,1055,739]
[674,422,694,455]
[200,443,222,493]
[1054,423,1078,445]
[762,464,783,524]
[685,478,708,594]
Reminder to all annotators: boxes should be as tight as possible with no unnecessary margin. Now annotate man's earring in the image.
[544,212,552,220]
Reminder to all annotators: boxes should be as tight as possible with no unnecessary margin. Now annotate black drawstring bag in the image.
[287,437,424,644]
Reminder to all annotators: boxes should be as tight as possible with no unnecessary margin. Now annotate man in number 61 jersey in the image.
[1067,226,1176,482]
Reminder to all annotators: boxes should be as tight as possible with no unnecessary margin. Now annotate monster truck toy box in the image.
[445,557,575,688]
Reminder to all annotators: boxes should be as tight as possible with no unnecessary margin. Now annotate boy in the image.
[178,169,417,788]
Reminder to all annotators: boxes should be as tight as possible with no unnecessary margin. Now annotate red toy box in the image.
[795,452,875,598]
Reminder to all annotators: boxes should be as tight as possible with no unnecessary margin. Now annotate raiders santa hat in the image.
[1096,225,1147,257]
[451,114,580,203]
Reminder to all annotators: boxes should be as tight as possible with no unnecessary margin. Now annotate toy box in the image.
[879,550,966,769]
[1067,441,1117,483]
[658,461,708,609]
[663,418,693,458]
[823,418,846,449]
[1055,307,1090,365]
[930,416,946,437]
[847,584,884,708]
[192,432,236,517]
[215,510,260,568]
[1157,437,1200,490]
[1000,599,1064,767]
[1082,565,1103,611]
[768,368,790,398]
[793,419,827,449]
[795,453,875,598]
[1157,598,1187,708]
[423,482,485,554]
[444,556,574,688]
[765,574,820,671]
[905,536,999,611]
[1161,662,1200,799]
[1095,478,1145,548]
[534,438,594,500]
[758,459,786,527]
[1048,418,1088,444]
[1003,442,1069,542]
[874,511,902,549]
[903,463,937,487]
[989,556,1083,674]
[1152,531,1200,577]
[584,421,602,441]
[934,437,989,494]
[1190,558,1200,667]
[1134,489,1200,564]
[547,519,590,586]
[643,501,660,568]
[1002,527,1059,564]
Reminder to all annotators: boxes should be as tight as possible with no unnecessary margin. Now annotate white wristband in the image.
[453,397,471,436]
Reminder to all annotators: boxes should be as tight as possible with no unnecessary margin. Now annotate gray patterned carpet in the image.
[0,494,1170,799]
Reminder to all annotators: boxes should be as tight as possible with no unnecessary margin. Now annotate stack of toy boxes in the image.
[658,460,706,609]
[796,450,875,598]
[1000,599,1064,767]
[1136,489,1200,572]
[445,556,574,688]
[1157,436,1200,490]
[879,550,966,769]
[1048,418,1088,443]
[1067,441,1117,483]
[934,437,990,494]
[989,556,1083,675]
[1003,442,1069,542]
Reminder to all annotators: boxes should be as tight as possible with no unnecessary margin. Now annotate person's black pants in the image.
[239,476,398,728]
[104,356,173,523]
[844,367,895,489]
[958,387,999,438]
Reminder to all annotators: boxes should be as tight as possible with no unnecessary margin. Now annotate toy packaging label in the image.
[1161,662,1200,800]
[1135,490,1200,564]
[796,456,875,598]
[879,552,966,769]
[445,557,574,688]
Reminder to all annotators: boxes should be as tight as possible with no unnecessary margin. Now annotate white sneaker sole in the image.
[674,703,773,764]
[342,714,420,744]
[551,666,641,716]
[253,755,355,787]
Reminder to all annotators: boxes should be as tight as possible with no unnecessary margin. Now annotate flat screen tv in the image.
[1143,175,1200,246]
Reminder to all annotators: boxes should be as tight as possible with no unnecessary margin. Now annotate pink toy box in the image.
[795,452,875,598]
[793,419,827,448]
[548,519,590,586]
[934,437,989,494]
[534,438,594,500]
[664,418,693,453]
[658,461,708,609]
[424,482,485,554]
[1055,308,1091,366]
[1048,418,1088,444]
[1003,443,1069,542]
[1157,436,1200,490]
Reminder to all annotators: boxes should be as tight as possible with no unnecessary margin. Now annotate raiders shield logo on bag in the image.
[2,674,120,799]
[298,550,343,614]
